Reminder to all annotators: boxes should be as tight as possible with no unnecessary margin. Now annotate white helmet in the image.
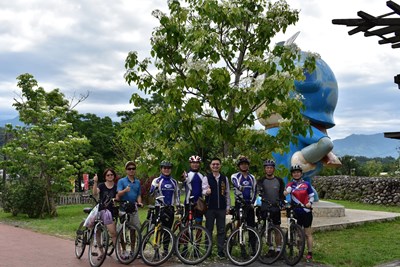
[189,155,201,163]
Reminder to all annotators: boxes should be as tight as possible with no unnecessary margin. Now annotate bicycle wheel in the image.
[115,224,141,264]
[172,219,182,235]
[88,224,109,267]
[74,221,86,259]
[226,226,261,266]
[140,220,154,236]
[140,226,175,266]
[225,222,234,242]
[107,239,114,256]
[259,225,286,265]
[284,223,305,266]
[174,224,212,265]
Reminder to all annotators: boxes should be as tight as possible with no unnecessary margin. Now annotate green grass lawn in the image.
[1,199,400,266]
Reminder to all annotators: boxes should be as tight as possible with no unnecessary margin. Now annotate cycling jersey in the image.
[150,174,180,206]
[231,172,256,204]
[183,170,209,204]
[286,179,314,213]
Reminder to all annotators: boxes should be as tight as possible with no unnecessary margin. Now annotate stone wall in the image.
[313,176,400,205]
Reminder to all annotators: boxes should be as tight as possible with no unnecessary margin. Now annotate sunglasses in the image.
[126,168,136,171]
[106,173,114,176]
[162,166,172,170]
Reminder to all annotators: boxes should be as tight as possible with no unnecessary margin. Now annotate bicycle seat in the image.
[83,207,92,214]
[148,205,155,210]
[155,195,165,205]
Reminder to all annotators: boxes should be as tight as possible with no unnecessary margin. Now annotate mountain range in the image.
[0,117,24,127]
[0,117,399,158]
[332,133,399,158]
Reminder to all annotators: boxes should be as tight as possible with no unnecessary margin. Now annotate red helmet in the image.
[189,155,201,163]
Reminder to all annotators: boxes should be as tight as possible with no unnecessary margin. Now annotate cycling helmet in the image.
[160,161,173,168]
[237,156,250,166]
[189,155,202,163]
[263,159,275,167]
[290,165,303,172]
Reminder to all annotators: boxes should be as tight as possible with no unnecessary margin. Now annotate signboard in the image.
[83,173,89,191]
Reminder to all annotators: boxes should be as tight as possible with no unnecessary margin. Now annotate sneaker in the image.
[120,250,129,260]
[217,252,226,259]
[306,252,313,262]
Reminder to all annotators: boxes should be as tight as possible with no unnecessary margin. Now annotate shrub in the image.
[1,178,47,218]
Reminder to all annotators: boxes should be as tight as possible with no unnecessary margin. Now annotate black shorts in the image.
[295,212,313,228]
[260,207,281,225]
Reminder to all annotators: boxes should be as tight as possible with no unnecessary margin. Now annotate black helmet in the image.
[263,159,275,167]
[290,165,303,172]
[237,156,250,166]
[160,161,173,168]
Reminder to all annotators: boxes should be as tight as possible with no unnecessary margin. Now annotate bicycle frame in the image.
[150,196,167,247]
[286,207,297,239]
[236,198,247,245]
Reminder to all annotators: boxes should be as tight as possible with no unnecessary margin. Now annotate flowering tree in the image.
[1,74,94,217]
[125,0,316,160]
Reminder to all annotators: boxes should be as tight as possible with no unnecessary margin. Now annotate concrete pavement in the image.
[1,202,400,267]
[296,201,400,232]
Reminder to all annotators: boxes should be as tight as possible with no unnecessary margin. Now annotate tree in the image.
[0,74,94,217]
[124,0,315,159]
[69,113,118,183]
[114,94,221,178]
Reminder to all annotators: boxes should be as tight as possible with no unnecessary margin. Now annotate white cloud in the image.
[1,0,400,142]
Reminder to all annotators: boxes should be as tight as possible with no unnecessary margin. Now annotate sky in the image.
[1,0,400,141]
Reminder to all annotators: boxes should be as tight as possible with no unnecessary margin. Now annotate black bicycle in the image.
[225,196,261,266]
[283,201,306,266]
[255,198,286,265]
[140,196,176,266]
[174,196,212,265]
[114,200,142,264]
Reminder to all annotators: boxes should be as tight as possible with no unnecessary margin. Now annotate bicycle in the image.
[255,198,286,265]
[171,203,185,235]
[283,201,306,266]
[140,196,176,266]
[174,196,212,265]
[74,195,110,267]
[113,199,142,264]
[225,196,261,266]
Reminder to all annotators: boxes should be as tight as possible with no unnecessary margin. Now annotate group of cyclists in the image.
[88,155,315,265]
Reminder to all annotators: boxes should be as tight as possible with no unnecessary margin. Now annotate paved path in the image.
[1,205,399,267]
[0,223,328,267]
